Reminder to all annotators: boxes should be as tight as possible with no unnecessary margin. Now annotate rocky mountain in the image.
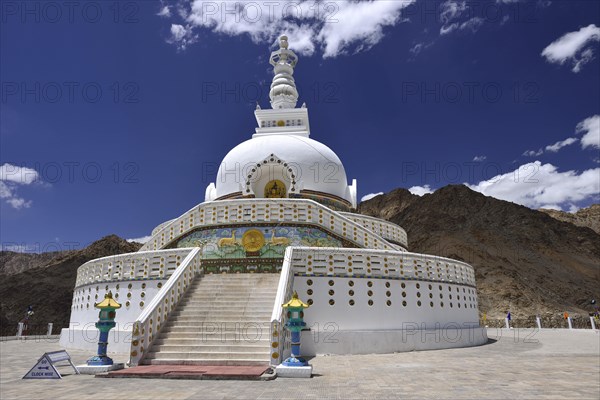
[0,235,141,336]
[0,250,70,276]
[359,185,600,327]
[539,204,600,234]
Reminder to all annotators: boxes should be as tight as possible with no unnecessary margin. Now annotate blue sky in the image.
[1,0,599,251]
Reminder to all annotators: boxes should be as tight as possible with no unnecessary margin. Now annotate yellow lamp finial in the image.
[94,291,122,309]
[282,291,309,309]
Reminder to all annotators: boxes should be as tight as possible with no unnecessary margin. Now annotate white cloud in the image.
[0,163,39,184]
[496,0,550,4]
[164,1,415,57]
[410,42,424,55]
[545,137,577,153]
[0,163,40,209]
[360,192,383,202]
[438,1,483,36]
[539,203,561,211]
[523,149,544,157]
[168,24,198,50]
[317,1,409,58]
[171,24,187,41]
[440,0,467,25]
[409,185,434,196]
[440,23,458,35]
[157,5,171,17]
[1,243,37,253]
[467,161,600,211]
[460,17,484,32]
[441,16,484,35]
[473,155,487,162]
[522,116,599,158]
[0,181,31,209]
[541,24,600,73]
[576,115,600,149]
[408,41,434,59]
[127,235,152,244]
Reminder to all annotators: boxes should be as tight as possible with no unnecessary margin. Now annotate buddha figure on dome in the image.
[265,180,287,198]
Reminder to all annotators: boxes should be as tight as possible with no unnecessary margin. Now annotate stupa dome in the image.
[210,133,354,206]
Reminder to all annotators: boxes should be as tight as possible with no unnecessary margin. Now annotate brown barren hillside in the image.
[539,204,600,234]
[0,235,141,336]
[359,185,600,326]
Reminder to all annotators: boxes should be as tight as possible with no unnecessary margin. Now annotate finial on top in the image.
[269,35,299,109]
[279,35,289,49]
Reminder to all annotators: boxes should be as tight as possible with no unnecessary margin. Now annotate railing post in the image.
[47,323,53,336]
[536,316,542,329]
[17,322,23,337]
[590,317,596,330]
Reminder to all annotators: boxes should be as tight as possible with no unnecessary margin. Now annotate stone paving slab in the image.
[103,365,271,380]
[1,329,598,399]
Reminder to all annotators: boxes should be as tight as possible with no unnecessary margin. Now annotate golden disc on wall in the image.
[264,179,287,198]
[242,229,266,252]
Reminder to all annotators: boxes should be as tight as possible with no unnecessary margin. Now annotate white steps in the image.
[143,273,280,366]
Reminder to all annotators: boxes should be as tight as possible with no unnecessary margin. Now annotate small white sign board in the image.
[23,351,79,379]
[23,355,61,379]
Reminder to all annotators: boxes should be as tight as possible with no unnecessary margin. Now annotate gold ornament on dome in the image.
[242,229,265,252]
[264,180,287,198]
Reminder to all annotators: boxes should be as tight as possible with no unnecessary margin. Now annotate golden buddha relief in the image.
[264,180,287,198]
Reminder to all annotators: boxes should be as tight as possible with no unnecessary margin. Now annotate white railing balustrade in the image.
[270,246,296,365]
[74,249,194,288]
[287,247,476,287]
[339,212,408,249]
[140,199,398,254]
[128,248,203,366]
[151,218,177,236]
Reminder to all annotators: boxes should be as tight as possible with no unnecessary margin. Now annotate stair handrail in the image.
[128,247,203,366]
[269,246,296,365]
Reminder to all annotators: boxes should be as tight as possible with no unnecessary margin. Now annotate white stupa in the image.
[60,37,486,366]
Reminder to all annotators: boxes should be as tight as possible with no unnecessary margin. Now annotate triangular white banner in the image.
[22,355,61,379]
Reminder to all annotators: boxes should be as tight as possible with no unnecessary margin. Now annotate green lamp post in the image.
[87,291,121,366]
[282,291,309,367]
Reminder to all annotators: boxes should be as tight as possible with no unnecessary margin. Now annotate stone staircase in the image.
[143,273,280,366]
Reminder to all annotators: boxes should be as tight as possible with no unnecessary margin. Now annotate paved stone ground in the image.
[1,329,598,399]
[105,365,270,379]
